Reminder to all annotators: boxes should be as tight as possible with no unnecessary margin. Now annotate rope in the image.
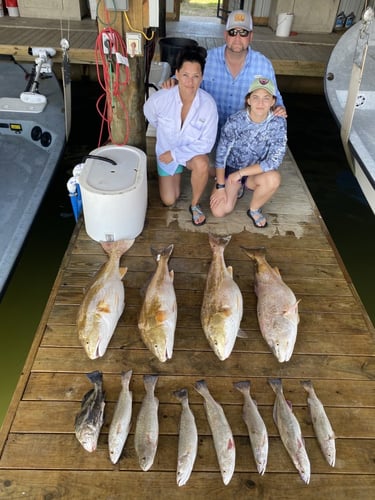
[95,27,131,146]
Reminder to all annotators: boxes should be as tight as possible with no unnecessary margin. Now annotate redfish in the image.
[242,247,300,362]
[138,245,177,362]
[77,238,134,359]
[201,234,243,361]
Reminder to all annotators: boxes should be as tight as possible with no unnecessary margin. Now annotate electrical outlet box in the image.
[126,32,142,57]
[104,0,128,11]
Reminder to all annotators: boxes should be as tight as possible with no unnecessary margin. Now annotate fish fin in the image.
[236,329,248,339]
[273,266,281,276]
[300,380,313,392]
[240,246,266,260]
[86,370,103,384]
[173,388,188,401]
[208,233,231,250]
[144,374,159,391]
[268,378,282,394]
[233,380,250,393]
[283,300,301,319]
[100,239,135,258]
[227,265,233,278]
[97,300,111,314]
[119,267,128,279]
[151,244,174,261]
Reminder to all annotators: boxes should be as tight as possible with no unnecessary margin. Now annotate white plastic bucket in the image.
[276,12,294,37]
[79,145,148,242]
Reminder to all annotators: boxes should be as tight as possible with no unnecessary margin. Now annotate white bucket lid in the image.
[79,145,145,195]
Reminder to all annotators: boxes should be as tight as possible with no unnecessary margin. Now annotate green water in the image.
[0,81,99,427]
[0,89,374,428]
[0,178,74,425]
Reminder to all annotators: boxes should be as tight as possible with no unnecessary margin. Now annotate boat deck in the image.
[0,142,374,498]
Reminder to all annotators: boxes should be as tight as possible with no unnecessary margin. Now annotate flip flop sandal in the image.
[189,204,206,226]
[237,184,245,199]
[247,208,268,228]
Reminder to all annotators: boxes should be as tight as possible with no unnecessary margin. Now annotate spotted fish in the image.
[242,247,300,362]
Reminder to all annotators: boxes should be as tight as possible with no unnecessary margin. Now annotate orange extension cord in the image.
[95,26,131,146]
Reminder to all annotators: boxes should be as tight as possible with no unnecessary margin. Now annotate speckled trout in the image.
[77,238,134,359]
[108,370,133,464]
[242,247,300,363]
[194,379,236,485]
[138,244,177,362]
[134,374,159,471]
[234,380,268,475]
[301,380,336,467]
[201,234,243,361]
[75,370,105,453]
[174,388,198,487]
[268,378,310,484]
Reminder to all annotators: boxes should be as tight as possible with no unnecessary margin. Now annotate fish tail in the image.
[300,379,314,394]
[86,370,103,386]
[121,370,133,388]
[268,377,283,394]
[173,388,188,402]
[193,379,208,396]
[241,246,266,262]
[233,380,250,394]
[101,239,135,258]
[151,244,174,262]
[208,233,231,251]
[144,374,158,392]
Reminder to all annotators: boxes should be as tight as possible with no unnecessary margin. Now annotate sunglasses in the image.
[227,28,250,37]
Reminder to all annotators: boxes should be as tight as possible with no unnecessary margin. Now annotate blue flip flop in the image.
[247,208,268,228]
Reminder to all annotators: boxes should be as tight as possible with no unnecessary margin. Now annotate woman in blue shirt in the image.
[144,46,218,226]
[210,77,287,228]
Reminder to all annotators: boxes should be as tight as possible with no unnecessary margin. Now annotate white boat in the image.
[0,50,67,296]
[325,7,375,215]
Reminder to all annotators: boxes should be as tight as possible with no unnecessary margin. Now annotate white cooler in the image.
[79,144,147,242]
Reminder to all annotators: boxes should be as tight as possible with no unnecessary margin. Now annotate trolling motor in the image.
[20,47,56,105]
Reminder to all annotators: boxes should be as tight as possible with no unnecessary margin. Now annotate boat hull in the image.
[325,17,375,214]
[0,56,66,295]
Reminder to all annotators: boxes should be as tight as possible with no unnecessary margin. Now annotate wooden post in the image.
[97,0,147,150]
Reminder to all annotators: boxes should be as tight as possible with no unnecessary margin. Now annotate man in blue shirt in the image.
[163,10,286,132]
[202,10,286,132]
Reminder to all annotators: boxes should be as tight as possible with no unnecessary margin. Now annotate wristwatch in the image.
[216,183,225,189]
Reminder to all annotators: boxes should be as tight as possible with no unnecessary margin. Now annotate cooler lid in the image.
[79,145,142,194]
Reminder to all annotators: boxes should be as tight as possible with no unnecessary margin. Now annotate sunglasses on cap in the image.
[227,28,250,37]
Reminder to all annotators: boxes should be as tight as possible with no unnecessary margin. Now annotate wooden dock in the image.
[0,143,374,498]
[1,14,374,499]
